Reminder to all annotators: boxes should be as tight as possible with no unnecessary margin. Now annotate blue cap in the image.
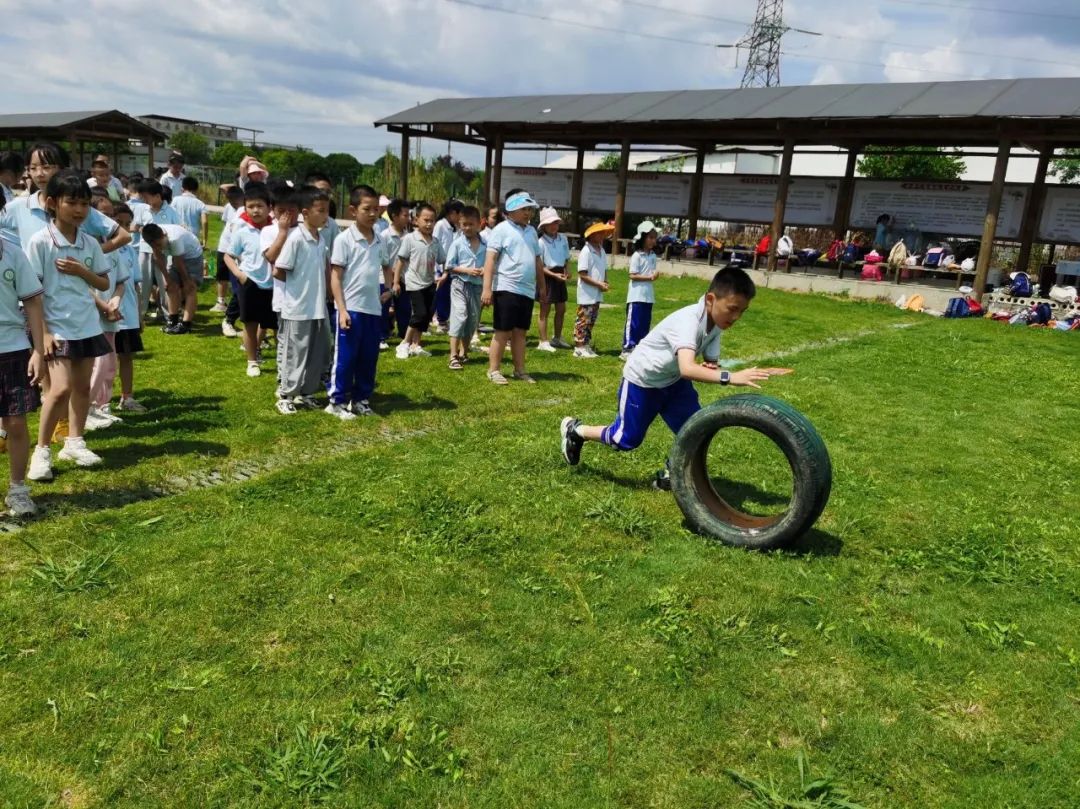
[505,192,539,212]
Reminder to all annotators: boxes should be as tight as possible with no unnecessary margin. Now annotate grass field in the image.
[2,221,1079,807]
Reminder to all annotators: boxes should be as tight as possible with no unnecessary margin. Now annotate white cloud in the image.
[4,0,1079,165]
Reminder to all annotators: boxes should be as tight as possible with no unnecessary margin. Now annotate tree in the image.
[322,152,363,184]
[1050,148,1080,184]
[857,146,966,181]
[167,131,211,165]
[597,153,621,171]
[211,141,256,169]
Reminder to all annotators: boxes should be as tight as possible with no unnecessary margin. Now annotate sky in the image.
[6,0,1080,169]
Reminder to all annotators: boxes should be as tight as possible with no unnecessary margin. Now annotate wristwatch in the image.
[719,370,731,386]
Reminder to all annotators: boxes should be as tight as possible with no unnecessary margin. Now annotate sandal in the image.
[449,357,463,371]
[487,370,509,385]
[512,371,536,384]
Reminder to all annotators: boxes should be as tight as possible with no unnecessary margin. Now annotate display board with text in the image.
[850,181,1028,239]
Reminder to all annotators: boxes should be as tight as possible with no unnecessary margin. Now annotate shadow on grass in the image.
[529,371,587,382]
[34,483,168,518]
[581,465,843,557]
[373,392,457,413]
[101,439,231,471]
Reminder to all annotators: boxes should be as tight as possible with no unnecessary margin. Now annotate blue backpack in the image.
[945,297,970,318]
[1009,272,1032,297]
[1033,302,1053,324]
[841,243,861,264]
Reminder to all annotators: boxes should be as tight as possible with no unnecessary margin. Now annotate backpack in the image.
[860,264,883,281]
[945,297,970,318]
[841,243,861,264]
[1033,302,1053,324]
[905,294,925,312]
[825,239,845,262]
[965,296,984,317]
[1009,272,1032,297]
[924,247,945,268]
[755,234,771,256]
[888,241,908,268]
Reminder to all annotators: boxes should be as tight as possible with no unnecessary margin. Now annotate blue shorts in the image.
[601,378,700,451]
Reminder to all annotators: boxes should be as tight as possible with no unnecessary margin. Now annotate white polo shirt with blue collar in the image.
[487,220,541,298]
[25,223,109,341]
[330,224,388,316]
[0,238,44,354]
[2,192,119,250]
[445,233,487,287]
[227,220,273,290]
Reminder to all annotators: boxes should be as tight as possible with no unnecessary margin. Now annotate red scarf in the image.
[239,211,269,230]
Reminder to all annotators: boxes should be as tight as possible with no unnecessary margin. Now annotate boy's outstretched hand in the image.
[730,367,793,388]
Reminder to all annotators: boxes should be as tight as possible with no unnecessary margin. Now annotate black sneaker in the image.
[652,467,672,491]
[560,417,584,466]
[162,321,189,335]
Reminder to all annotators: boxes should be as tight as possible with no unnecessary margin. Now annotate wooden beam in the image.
[492,134,504,205]
[767,139,795,272]
[613,139,631,257]
[832,146,860,241]
[147,138,155,179]
[570,147,585,233]
[974,139,1012,294]
[399,130,410,200]
[1015,147,1053,274]
[687,149,707,240]
[482,143,493,207]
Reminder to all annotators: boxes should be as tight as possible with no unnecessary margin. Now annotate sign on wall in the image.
[496,167,573,208]
[700,175,838,225]
[580,171,692,217]
[850,181,1028,239]
[1038,186,1080,245]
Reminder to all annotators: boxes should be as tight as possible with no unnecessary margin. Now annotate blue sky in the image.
[7,0,1080,167]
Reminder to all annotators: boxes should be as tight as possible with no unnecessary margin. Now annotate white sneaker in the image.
[537,341,556,353]
[574,347,596,359]
[90,405,122,425]
[619,351,631,361]
[408,344,431,357]
[84,411,114,432]
[379,341,389,351]
[395,342,410,359]
[28,446,53,482]
[350,400,374,416]
[6,484,36,517]
[58,438,103,467]
[324,403,357,421]
[246,362,261,377]
[293,395,320,410]
[211,301,228,313]
[119,396,147,413]
[221,320,239,338]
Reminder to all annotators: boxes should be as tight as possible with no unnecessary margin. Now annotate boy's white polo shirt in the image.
[277,225,330,321]
[576,243,607,306]
[156,224,204,263]
[446,233,486,287]
[2,192,119,251]
[623,297,721,390]
[136,203,182,254]
[260,222,293,312]
[25,223,109,341]
[227,220,273,289]
[486,220,540,298]
[0,238,43,353]
[627,251,657,304]
[159,171,186,199]
[331,224,388,316]
[397,232,445,292]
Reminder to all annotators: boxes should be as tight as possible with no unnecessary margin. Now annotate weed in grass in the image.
[645,587,711,683]
[585,488,657,540]
[964,620,1035,651]
[255,722,346,801]
[20,538,116,594]
[726,751,868,808]
[887,526,1062,587]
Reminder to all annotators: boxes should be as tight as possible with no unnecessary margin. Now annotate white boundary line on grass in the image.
[720,321,922,369]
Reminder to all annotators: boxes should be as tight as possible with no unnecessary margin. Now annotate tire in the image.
[667,394,832,550]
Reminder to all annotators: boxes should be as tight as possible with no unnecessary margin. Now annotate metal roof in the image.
[376,78,1080,148]
[0,110,164,140]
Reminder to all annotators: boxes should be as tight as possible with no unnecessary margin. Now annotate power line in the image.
[885,0,1080,23]
[618,0,1080,72]
[438,0,1013,80]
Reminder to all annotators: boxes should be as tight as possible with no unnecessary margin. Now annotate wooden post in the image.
[974,139,1011,294]
[147,138,155,180]
[111,140,120,175]
[570,147,585,233]
[492,135,504,205]
[482,143,493,206]
[832,146,860,241]
[687,149,706,240]
[399,130,410,200]
[1015,147,1052,274]
[767,139,795,272]
[613,139,631,257]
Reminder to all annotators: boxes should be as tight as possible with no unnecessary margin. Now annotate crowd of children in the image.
[0,142,789,518]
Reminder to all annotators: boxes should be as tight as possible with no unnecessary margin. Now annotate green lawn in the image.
[1,223,1079,807]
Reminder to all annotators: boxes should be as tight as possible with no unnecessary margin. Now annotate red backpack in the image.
[755,235,771,256]
[825,239,845,262]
